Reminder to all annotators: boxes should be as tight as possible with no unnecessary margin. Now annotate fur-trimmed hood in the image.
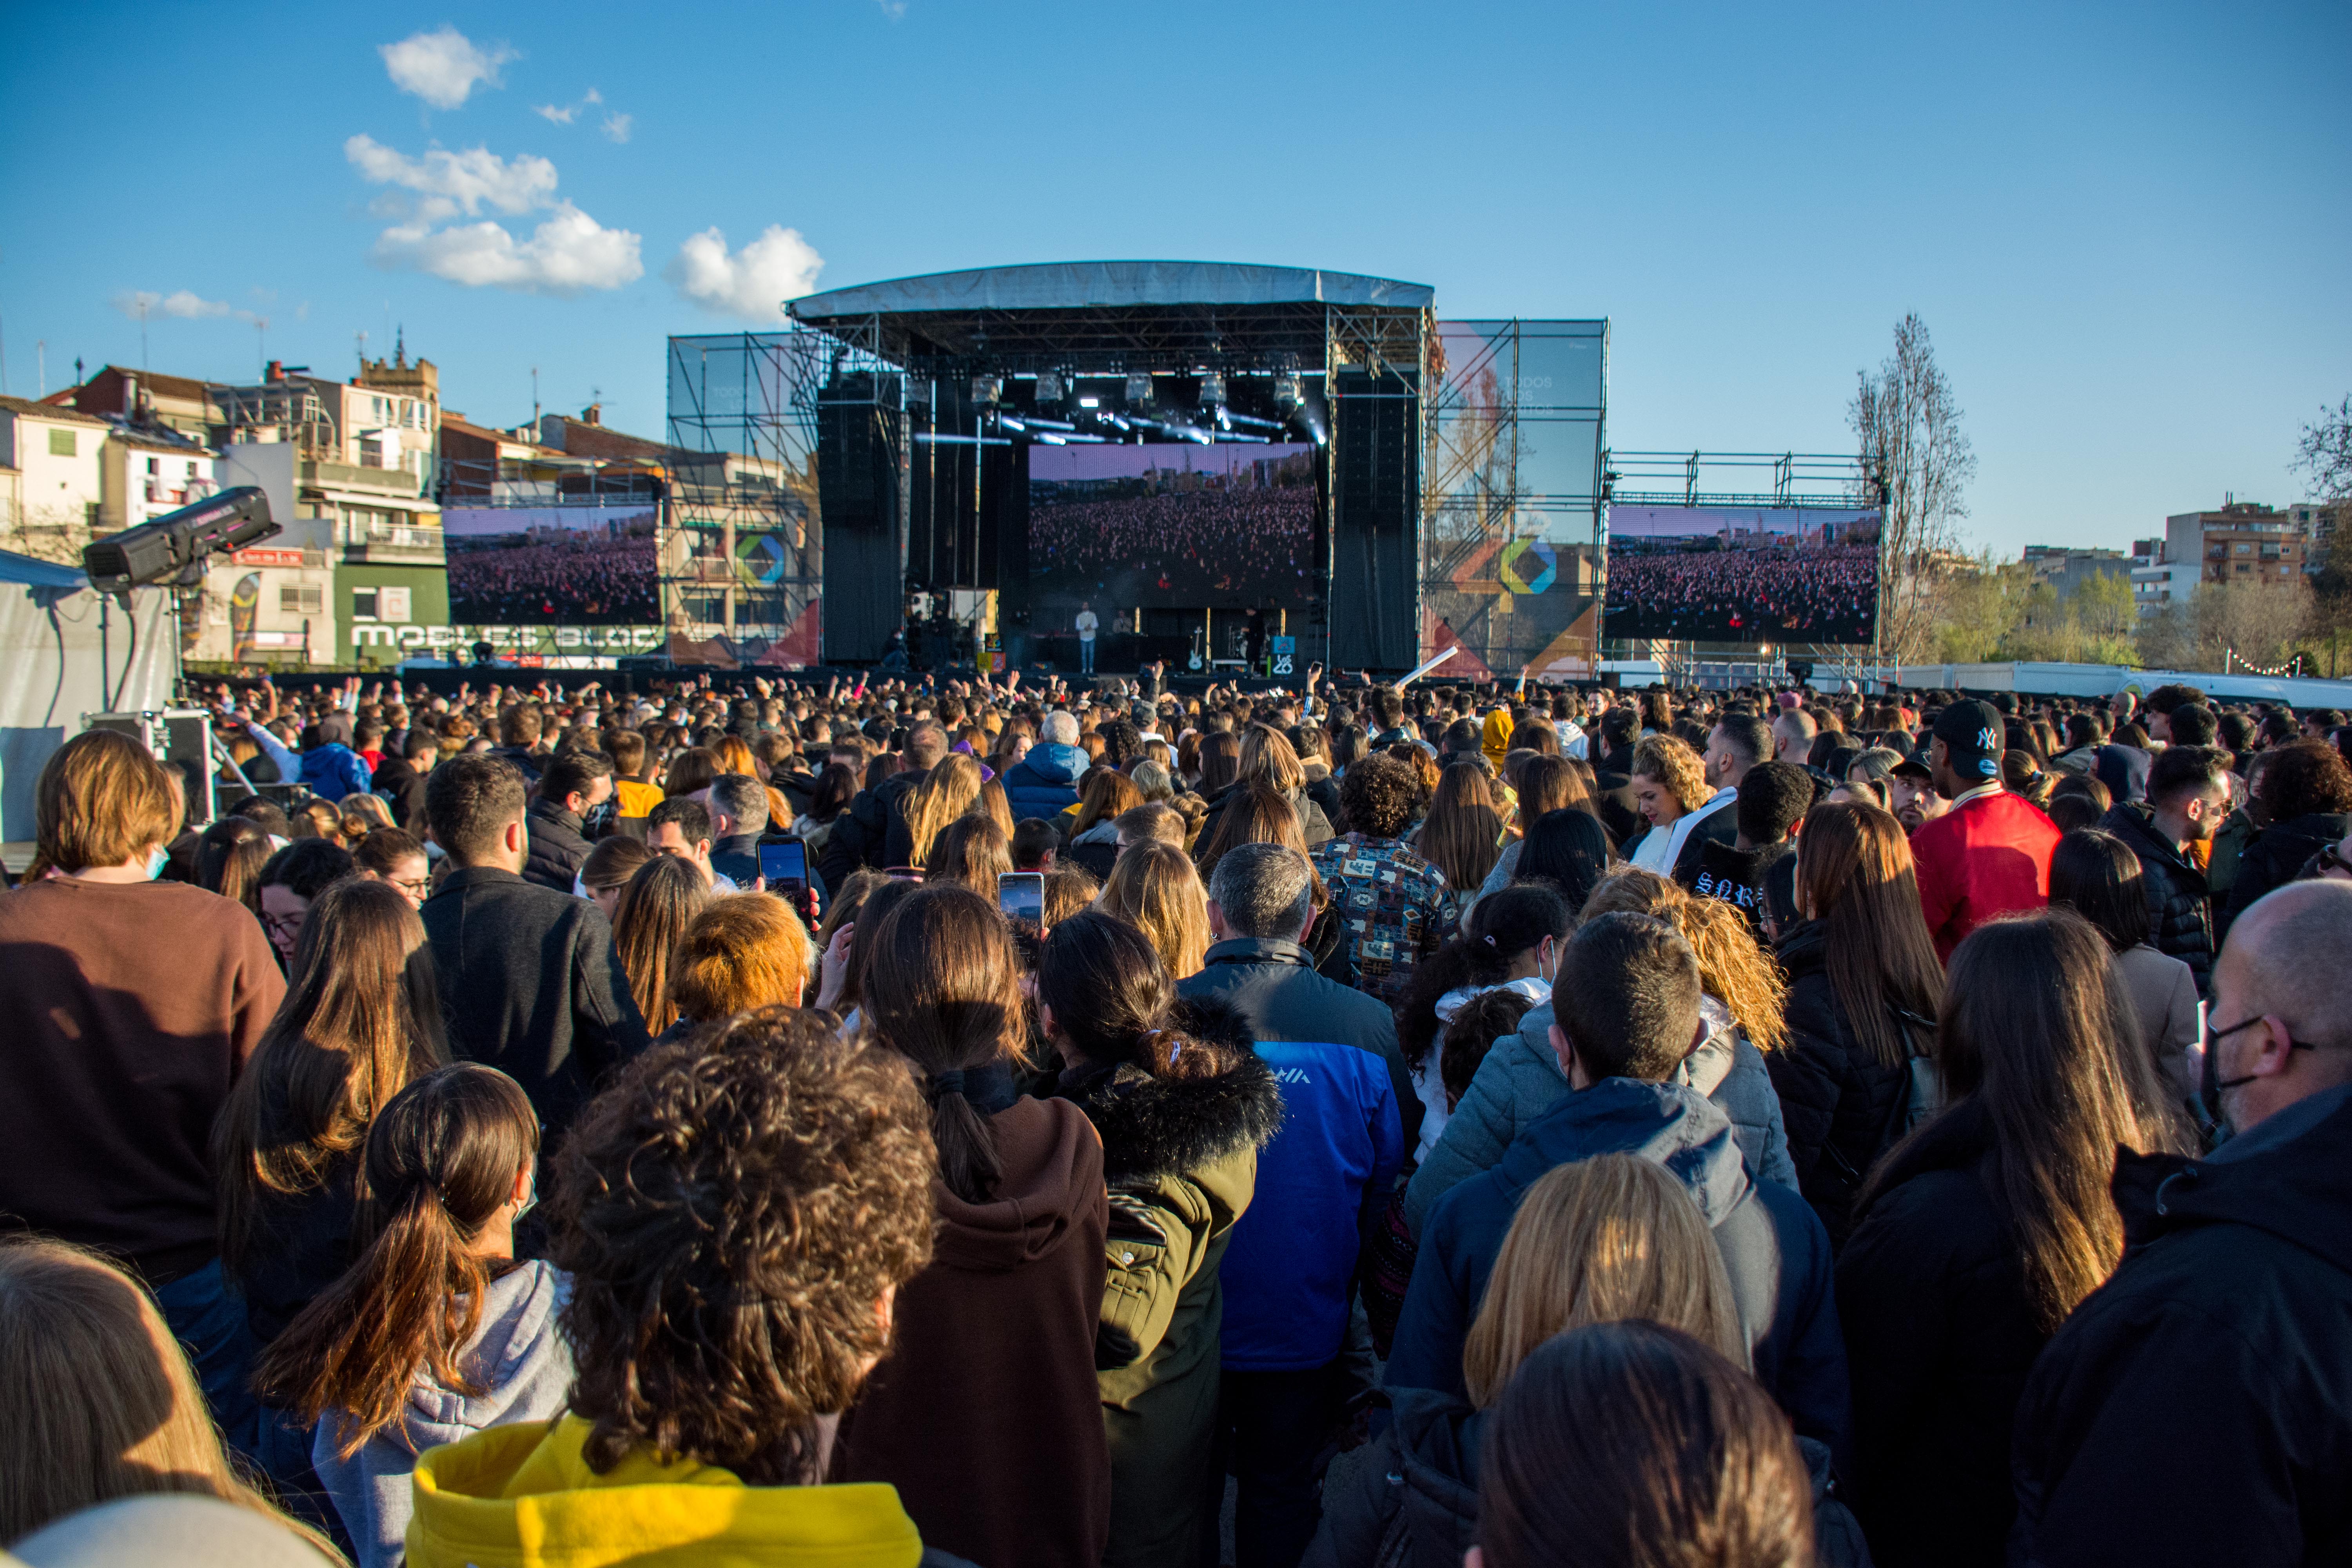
[1065,995,1284,1184]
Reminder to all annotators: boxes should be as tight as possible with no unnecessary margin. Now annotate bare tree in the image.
[2292,394,2352,502]
[1850,314,1977,664]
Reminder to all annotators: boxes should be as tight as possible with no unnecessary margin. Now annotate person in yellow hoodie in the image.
[406,1009,975,1568]
[1480,704,1516,773]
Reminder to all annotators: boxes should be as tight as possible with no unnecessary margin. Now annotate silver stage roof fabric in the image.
[791,261,1434,321]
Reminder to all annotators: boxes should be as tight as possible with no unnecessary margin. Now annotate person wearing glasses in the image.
[255,839,356,971]
[2011,879,2352,1567]
[352,827,431,910]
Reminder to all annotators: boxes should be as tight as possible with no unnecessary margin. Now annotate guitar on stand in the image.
[1187,625,1206,673]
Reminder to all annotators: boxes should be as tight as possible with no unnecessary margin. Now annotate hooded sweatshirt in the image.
[406,1413,946,1568]
[835,1093,1111,1568]
[1479,710,1515,772]
[1388,1077,1850,1463]
[315,1261,573,1568]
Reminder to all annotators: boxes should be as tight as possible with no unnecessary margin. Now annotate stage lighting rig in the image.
[971,375,1003,406]
[1037,370,1065,406]
[1125,371,1152,405]
[82,486,276,593]
[1198,372,1226,409]
[1274,372,1301,413]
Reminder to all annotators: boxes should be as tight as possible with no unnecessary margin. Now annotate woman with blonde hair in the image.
[1098,839,1214,980]
[611,853,711,1036]
[1316,1155,1829,1566]
[0,1237,338,1555]
[1622,733,1714,874]
[710,733,791,829]
[900,752,987,867]
[1232,724,1336,844]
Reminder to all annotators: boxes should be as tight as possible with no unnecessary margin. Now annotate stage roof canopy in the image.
[788,261,1434,372]
[791,261,1432,321]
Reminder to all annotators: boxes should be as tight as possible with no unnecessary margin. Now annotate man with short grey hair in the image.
[1039,709,1080,747]
[1178,838,1415,1565]
[2011,879,2352,1565]
[704,773,769,888]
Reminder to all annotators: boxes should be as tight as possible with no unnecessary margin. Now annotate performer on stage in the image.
[1075,601,1099,675]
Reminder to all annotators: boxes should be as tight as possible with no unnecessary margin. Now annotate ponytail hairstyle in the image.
[250,1062,539,1456]
[1395,883,1572,1073]
[861,884,1023,1203]
[1036,910,1224,1082]
[195,815,273,914]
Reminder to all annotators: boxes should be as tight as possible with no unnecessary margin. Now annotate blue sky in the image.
[4,0,2345,557]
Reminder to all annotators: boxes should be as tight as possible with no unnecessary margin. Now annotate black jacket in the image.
[1590,765,1644,846]
[1768,919,1913,1249]
[2010,1084,2352,1568]
[2220,810,2352,940]
[521,799,595,893]
[370,754,428,829]
[1175,937,1421,1155]
[419,866,649,1142]
[1835,1100,2049,1568]
[1680,838,1789,938]
[2098,802,2214,996]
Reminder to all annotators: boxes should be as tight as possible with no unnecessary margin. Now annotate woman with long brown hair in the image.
[1065,766,1145,880]
[1199,724,1335,847]
[923,811,1015,892]
[1766,800,1947,1247]
[214,876,451,1349]
[251,1063,559,1568]
[1196,730,1242,797]
[1475,753,1606,901]
[1412,760,1506,897]
[1835,908,2194,1567]
[195,813,273,916]
[900,752,987,867]
[1097,838,1214,980]
[1037,911,1281,1568]
[610,852,710,1036]
[0,1238,339,1555]
[837,884,1112,1568]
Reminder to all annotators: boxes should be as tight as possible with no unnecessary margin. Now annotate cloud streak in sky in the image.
[666,225,824,322]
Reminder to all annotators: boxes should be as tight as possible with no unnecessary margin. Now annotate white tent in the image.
[0,549,174,845]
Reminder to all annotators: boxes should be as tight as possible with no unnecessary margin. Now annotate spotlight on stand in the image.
[82,485,276,592]
[1125,371,1152,406]
[1036,370,1065,407]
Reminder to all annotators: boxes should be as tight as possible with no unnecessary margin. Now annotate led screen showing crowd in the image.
[1601,505,1882,644]
[1027,442,1317,612]
[443,506,661,625]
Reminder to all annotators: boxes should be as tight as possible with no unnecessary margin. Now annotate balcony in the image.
[302,458,423,497]
[343,524,446,565]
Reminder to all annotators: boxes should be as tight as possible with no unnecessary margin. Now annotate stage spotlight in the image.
[1078,395,1100,409]
[971,375,1002,406]
[1036,432,1069,445]
[999,414,1027,433]
[1037,370,1065,405]
[1125,371,1152,405]
[1199,372,1226,408]
[1274,373,1301,412]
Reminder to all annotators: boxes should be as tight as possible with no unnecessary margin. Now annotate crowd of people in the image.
[1604,542,1880,642]
[1030,479,1315,603]
[2,661,2350,1568]
[445,527,661,624]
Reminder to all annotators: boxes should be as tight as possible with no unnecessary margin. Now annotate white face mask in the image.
[143,846,169,880]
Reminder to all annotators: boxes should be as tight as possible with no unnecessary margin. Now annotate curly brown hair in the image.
[2259,740,2352,822]
[548,1007,936,1484]
[1632,734,1712,813]
[1339,752,1421,840]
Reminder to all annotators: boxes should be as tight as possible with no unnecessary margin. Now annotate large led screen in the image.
[443,504,660,625]
[1602,505,1881,644]
[1027,443,1316,611]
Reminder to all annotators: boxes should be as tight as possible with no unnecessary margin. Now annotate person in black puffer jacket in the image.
[1765,802,1944,1250]
[1835,911,2194,1568]
[2098,747,2230,997]
[2217,739,2352,942]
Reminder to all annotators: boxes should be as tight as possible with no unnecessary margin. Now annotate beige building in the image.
[0,396,110,564]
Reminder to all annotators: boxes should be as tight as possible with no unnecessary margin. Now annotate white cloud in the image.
[534,103,576,125]
[379,26,515,110]
[112,289,254,321]
[601,112,633,143]
[666,225,825,322]
[584,87,603,105]
[375,205,642,296]
[877,0,908,17]
[348,133,639,295]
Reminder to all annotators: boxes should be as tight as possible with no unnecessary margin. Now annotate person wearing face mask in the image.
[0,730,286,1450]
[2010,880,2352,1568]
[1391,885,1572,1167]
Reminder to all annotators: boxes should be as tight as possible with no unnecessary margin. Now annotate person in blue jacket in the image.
[1176,841,1406,1568]
[1386,910,1851,1469]
[298,711,373,800]
[1002,710,1089,818]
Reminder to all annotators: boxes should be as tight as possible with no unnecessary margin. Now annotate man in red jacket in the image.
[1910,698,2062,961]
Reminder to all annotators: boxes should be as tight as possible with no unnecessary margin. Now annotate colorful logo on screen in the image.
[735,534,789,585]
[1499,539,1558,595]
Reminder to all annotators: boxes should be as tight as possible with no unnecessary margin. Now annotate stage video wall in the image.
[1602,505,1881,644]
[443,504,661,626]
[1026,443,1317,612]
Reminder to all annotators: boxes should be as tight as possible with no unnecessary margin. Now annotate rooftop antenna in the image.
[256,317,269,379]
[532,366,540,427]
[357,328,368,377]
[135,296,150,371]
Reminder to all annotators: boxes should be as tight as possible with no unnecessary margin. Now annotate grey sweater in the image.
[314,1260,574,1568]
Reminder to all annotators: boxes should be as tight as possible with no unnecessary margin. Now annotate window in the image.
[2236,543,2251,554]
[48,429,74,457]
[280,584,324,614]
[146,457,159,474]
[352,589,379,618]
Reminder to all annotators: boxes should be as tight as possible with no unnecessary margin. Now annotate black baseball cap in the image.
[1931,699,2004,784]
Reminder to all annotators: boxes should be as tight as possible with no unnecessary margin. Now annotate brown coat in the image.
[837,1094,1111,1568]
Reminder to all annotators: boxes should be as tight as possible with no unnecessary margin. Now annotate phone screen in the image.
[998,871,1044,924]
[758,839,808,897]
